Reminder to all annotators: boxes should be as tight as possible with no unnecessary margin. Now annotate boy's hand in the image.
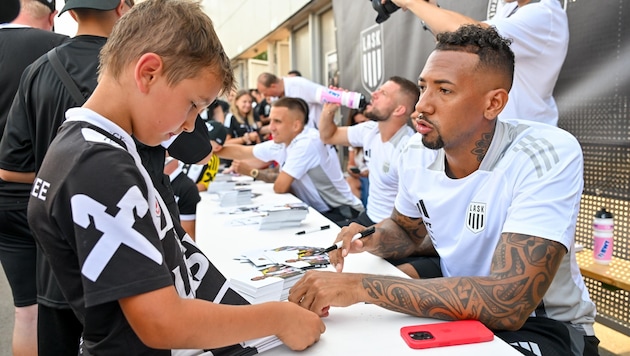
[276,302,326,350]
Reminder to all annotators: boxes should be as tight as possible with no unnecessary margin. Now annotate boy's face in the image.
[135,67,222,146]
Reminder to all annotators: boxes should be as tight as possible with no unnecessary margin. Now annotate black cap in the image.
[206,121,227,146]
[59,0,119,15]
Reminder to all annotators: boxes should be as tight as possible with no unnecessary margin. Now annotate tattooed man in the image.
[289,25,599,356]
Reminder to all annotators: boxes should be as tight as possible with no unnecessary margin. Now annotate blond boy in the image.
[27,0,324,354]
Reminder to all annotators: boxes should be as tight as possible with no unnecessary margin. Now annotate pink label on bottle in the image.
[318,89,343,104]
[593,236,613,263]
[593,223,614,231]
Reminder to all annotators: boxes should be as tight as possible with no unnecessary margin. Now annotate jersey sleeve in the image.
[252,140,282,163]
[347,121,377,148]
[280,137,320,180]
[485,3,556,59]
[501,131,583,249]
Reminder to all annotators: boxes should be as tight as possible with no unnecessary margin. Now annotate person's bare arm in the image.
[0,169,35,183]
[215,144,255,161]
[389,0,486,34]
[318,103,351,146]
[273,171,295,194]
[120,285,325,350]
[291,232,566,331]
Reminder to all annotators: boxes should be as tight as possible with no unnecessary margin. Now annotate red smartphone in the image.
[400,320,494,349]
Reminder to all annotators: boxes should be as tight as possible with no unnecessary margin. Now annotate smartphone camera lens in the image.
[409,331,434,340]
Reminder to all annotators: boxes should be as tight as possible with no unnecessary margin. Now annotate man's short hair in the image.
[99,0,234,94]
[388,76,420,115]
[435,25,515,91]
[257,72,280,88]
[22,0,54,17]
[272,97,309,125]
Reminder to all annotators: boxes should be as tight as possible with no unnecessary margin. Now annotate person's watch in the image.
[250,168,259,180]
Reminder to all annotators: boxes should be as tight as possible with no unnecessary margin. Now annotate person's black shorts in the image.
[496,317,600,356]
[0,208,37,307]
[352,210,375,227]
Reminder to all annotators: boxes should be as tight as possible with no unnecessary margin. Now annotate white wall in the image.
[202,0,310,58]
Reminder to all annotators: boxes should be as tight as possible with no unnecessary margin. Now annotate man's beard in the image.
[364,108,388,122]
[421,134,445,150]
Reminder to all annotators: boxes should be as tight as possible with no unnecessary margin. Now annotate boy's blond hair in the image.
[99,0,234,94]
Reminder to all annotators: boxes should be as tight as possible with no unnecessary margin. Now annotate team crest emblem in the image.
[466,202,486,233]
[360,24,384,93]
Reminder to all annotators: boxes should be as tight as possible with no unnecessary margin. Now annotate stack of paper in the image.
[258,202,309,230]
[230,246,329,303]
[218,188,252,207]
[230,265,305,303]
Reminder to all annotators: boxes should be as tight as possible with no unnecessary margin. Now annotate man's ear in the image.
[135,53,163,94]
[115,0,126,16]
[484,88,509,121]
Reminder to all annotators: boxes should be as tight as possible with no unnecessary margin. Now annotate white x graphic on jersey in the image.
[72,186,163,282]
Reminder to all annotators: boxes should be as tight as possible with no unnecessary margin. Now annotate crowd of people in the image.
[0,0,600,355]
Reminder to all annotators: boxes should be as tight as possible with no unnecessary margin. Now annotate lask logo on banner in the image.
[360,24,384,93]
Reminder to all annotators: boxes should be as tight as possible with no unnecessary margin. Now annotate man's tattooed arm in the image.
[367,208,434,259]
[256,167,279,183]
[360,232,566,330]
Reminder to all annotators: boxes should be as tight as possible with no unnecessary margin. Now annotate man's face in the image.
[257,82,282,98]
[363,80,400,122]
[268,107,299,145]
[414,50,488,150]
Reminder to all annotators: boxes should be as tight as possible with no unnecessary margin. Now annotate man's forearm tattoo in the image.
[361,232,565,330]
[257,168,279,183]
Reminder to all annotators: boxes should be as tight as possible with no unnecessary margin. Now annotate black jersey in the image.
[0,26,67,208]
[0,35,104,208]
[0,26,68,135]
[29,109,248,355]
[224,112,259,142]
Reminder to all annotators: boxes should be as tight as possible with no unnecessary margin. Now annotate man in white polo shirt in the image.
[319,76,419,226]
[216,97,364,226]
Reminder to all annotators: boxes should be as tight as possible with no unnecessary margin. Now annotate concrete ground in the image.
[1,264,629,355]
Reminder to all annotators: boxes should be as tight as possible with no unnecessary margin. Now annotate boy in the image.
[27,0,325,354]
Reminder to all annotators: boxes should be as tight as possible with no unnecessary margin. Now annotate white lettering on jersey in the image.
[71,186,163,282]
[466,202,486,233]
[31,178,50,201]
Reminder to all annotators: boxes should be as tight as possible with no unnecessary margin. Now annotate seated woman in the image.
[224,89,261,146]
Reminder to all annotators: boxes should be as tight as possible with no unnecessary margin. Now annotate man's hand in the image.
[288,270,365,317]
[228,160,252,176]
[327,222,374,271]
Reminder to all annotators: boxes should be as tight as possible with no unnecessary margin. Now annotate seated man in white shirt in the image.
[288,25,598,356]
[216,97,364,226]
[319,76,419,226]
